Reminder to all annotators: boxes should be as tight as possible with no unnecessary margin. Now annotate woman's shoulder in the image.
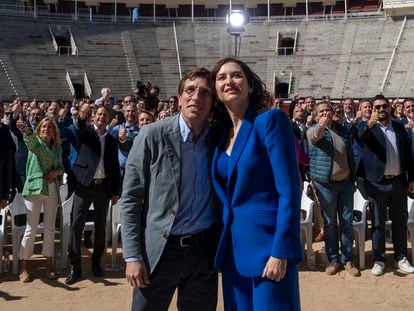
[255,108,288,124]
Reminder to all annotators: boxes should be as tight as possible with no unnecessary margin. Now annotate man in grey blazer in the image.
[120,68,219,310]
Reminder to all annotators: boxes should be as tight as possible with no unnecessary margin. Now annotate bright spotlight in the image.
[229,12,245,27]
[226,10,249,35]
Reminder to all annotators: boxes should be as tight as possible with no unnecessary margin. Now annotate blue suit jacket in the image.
[212,108,303,277]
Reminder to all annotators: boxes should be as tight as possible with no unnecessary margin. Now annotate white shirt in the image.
[93,125,107,179]
[379,121,400,176]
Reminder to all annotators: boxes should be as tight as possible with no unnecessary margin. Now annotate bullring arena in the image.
[1,0,414,310]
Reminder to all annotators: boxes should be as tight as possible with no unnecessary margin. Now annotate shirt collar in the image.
[94,124,107,137]
[179,113,209,143]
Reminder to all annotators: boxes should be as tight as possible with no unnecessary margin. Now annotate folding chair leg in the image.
[12,234,21,274]
[111,231,118,270]
[358,233,365,269]
[306,227,314,268]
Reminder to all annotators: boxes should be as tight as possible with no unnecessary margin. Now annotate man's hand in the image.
[354,110,363,122]
[79,103,90,120]
[109,114,119,129]
[111,195,118,206]
[318,115,329,129]
[367,111,379,128]
[405,119,414,130]
[262,257,287,282]
[44,169,60,183]
[118,127,127,142]
[0,199,8,209]
[408,181,414,194]
[126,261,150,288]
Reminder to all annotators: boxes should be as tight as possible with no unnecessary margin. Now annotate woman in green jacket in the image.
[17,116,63,282]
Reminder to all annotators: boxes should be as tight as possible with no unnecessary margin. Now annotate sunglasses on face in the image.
[374,104,388,110]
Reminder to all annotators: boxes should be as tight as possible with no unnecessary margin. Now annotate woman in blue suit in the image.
[211,58,303,310]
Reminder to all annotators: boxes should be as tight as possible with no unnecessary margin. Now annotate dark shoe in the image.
[83,235,93,248]
[65,267,82,285]
[92,263,104,277]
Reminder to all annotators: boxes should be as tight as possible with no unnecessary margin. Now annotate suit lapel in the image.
[212,129,230,207]
[228,108,256,203]
[164,116,181,194]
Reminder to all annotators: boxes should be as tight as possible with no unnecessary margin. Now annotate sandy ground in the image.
[1,241,414,311]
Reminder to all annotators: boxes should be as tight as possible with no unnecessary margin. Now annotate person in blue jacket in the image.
[210,57,303,310]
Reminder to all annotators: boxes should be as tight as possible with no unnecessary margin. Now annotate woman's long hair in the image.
[211,57,268,128]
[35,116,61,147]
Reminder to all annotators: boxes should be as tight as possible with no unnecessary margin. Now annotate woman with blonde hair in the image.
[17,116,63,282]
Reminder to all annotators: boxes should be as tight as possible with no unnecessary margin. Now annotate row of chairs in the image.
[0,184,123,274]
[3,180,413,274]
[300,181,414,269]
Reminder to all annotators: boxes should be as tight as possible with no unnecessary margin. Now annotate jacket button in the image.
[163,232,169,239]
[171,209,177,216]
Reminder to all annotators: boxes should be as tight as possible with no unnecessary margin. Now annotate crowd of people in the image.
[1,59,414,310]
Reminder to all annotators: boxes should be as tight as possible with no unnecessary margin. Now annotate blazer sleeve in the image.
[120,128,151,259]
[23,132,43,155]
[264,110,302,260]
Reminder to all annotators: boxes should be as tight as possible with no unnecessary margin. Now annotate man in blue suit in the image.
[65,104,120,285]
[358,94,414,276]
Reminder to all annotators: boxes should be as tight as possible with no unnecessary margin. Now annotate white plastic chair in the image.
[407,197,414,265]
[0,206,7,273]
[60,184,68,202]
[9,193,45,274]
[108,200,122,270]
[353,190,369,269]
[301,181,315,267]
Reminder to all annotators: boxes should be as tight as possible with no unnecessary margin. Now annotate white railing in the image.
[0,3,385,24]
[383,0,414,8]
[49,26,58,52]
[58,46,72,56]
[66,72,75,96]
[84,73,92,97]
[0,59,19,96]
[293,28,298,54]
[380,16,406,92]
[173,21,182,80]
[275,29,279,54]
[69,28,78,56]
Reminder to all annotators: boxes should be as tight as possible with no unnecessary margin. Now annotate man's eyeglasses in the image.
[374,104,388,110]
[183,87,212,98]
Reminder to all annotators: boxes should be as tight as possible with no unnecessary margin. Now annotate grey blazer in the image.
[120,114,217,273]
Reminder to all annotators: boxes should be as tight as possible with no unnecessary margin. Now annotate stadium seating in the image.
[2,11,414,101]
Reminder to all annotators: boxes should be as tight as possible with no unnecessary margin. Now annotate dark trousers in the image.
[68,180,110,269]
[365,175,408,262]
[132,236,218,311]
